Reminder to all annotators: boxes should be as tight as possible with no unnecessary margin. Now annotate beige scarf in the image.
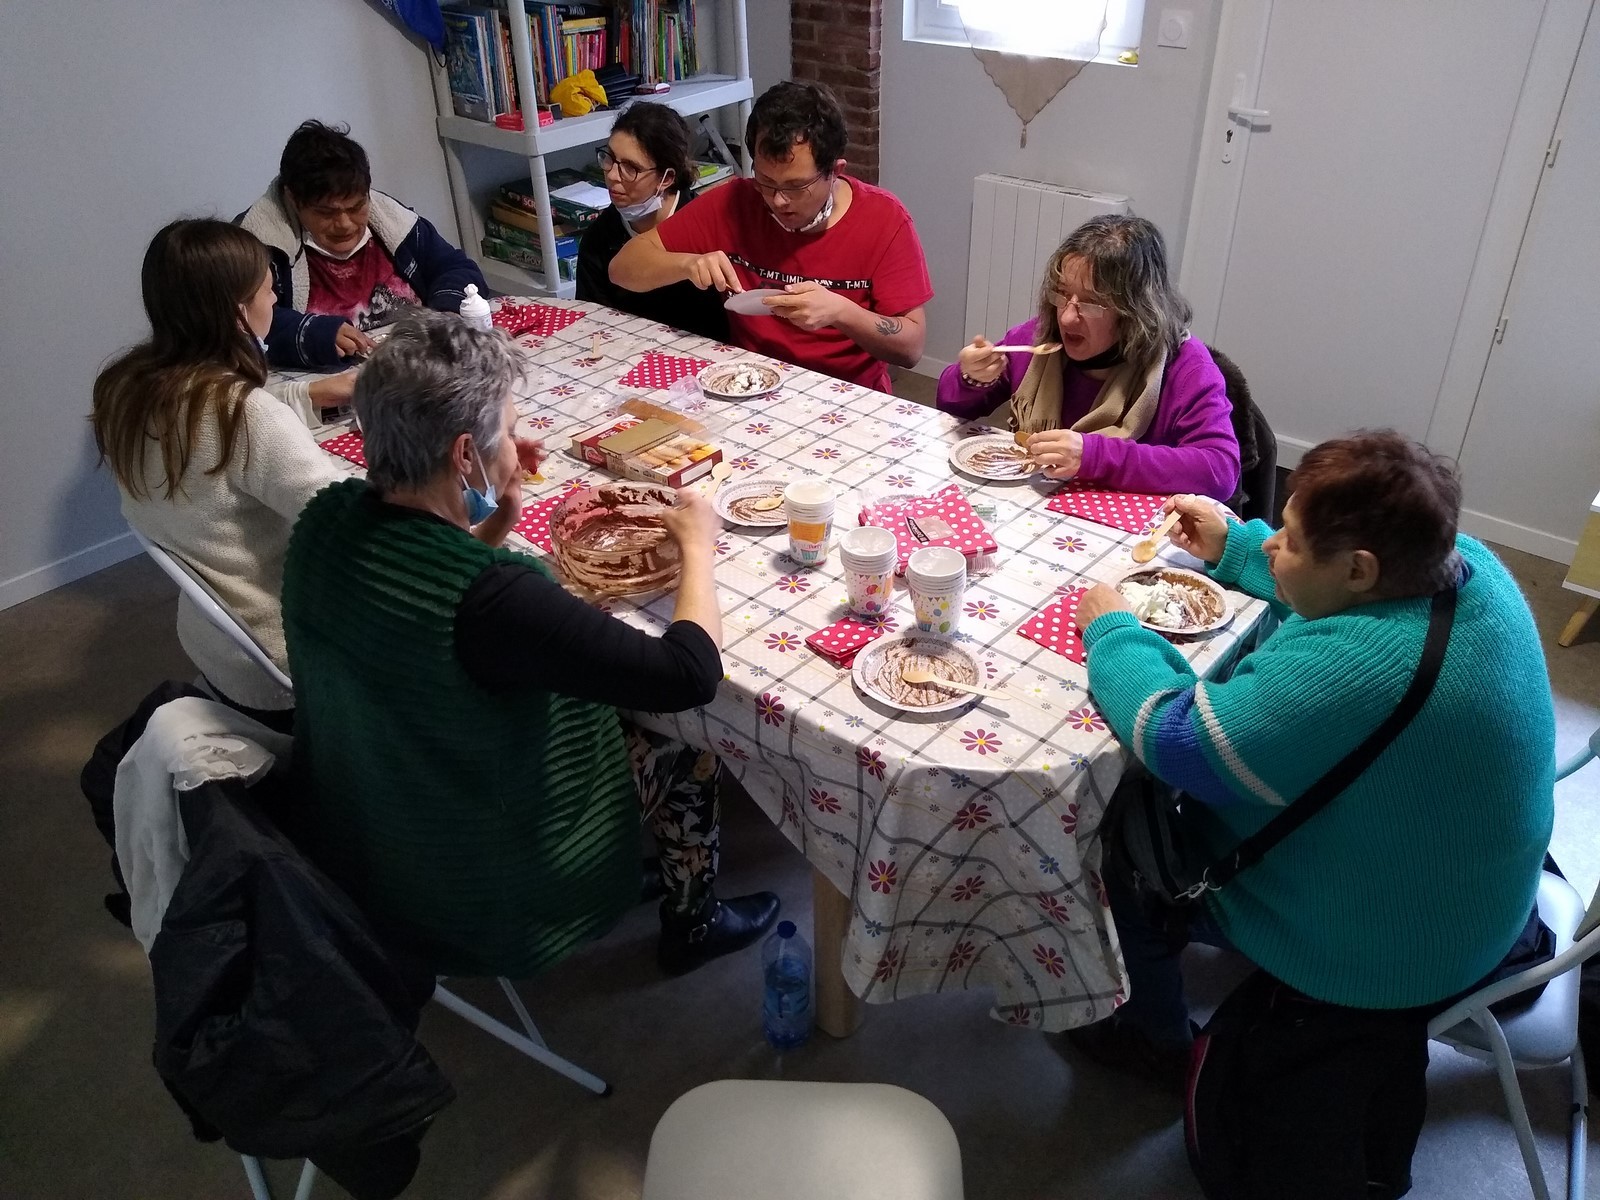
[1009,341,1174,440]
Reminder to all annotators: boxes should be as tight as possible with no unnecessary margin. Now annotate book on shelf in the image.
[442,9,496,121]
[482,235,578,283]
[498,175,607,228]
[485,213,580,258]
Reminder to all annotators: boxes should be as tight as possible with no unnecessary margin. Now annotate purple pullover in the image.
[936,318,1241,501]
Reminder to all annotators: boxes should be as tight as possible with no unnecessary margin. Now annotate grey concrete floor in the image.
[2,481,1597,1198]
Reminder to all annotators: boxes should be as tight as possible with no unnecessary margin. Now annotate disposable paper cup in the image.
[840,525,897,616]
[785,480,836,566]
[907,546,968,634]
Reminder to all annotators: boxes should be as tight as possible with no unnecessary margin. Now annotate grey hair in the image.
[353,311,519,492]
[1035,214,1191,374]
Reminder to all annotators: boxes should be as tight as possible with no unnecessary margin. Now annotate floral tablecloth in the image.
[297,300,1269,1032]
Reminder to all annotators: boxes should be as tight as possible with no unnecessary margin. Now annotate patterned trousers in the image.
[624,724,720,916]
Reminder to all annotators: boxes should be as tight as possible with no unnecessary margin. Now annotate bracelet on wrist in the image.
[960,369,1003,389]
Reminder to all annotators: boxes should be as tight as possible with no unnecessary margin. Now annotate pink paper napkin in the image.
[491,302,583,339]
[860,484,998,575]
[1047,483,1168,535]
[805,616,893,667]
[511,493,565,553]
[318,430,367,468]
[1017,586,1088,663]
[618,350,712,390]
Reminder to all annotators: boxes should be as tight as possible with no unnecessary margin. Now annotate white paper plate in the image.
[723,288,788,316]
[1117,567,1234,635]
[949,432,1040,481]
[698,360,782,400]
[852,633,983,714]
[713,478,789,527]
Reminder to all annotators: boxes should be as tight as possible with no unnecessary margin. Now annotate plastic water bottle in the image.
[459,283,493,332]
[762,920,813,1050]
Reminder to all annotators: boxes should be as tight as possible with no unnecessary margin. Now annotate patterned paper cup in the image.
[840,525,898,616]
[785,480,836,566]
[907,546,968,635]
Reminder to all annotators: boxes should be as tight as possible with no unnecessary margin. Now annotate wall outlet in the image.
[1157,8,1193,49]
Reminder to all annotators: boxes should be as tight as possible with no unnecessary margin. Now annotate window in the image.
[904,0,1144,67]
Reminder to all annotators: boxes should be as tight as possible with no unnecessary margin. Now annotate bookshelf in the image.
[431,0,753,299]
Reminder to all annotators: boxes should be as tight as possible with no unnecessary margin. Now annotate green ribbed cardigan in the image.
[281,480,636,978]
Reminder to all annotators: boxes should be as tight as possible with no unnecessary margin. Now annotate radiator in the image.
[964,174,1131,341]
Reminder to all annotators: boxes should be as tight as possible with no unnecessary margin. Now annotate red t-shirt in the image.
[655,176,933,393]
[305,237,420,330]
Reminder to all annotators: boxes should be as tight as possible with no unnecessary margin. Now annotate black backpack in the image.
[1184,971,1430,1200]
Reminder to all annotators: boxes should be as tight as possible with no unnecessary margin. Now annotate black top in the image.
[575,195,730,342]
[377,499,722,712]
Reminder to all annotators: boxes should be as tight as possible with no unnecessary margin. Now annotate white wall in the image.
[881,0,1220,366]
[746,0,794,94]
[0,0,453,610]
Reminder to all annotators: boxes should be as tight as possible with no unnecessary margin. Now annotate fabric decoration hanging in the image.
[956,0,1108,146]
[373,0,446,51]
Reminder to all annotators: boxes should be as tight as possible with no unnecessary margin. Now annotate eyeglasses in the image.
[1046,290,1113,320]
[751,171,829,201]
[596,145,660,183]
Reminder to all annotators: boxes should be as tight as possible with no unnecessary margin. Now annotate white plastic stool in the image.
[642,1080,965,1200]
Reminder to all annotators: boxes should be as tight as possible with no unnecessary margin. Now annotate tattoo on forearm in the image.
[875,316,903,336]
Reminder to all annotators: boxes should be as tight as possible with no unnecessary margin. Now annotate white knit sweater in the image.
[120,387,344,709]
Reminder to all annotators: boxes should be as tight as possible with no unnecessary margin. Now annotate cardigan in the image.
[1084,525,1554,1007]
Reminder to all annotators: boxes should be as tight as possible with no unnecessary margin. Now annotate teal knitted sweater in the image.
[1085,522,1554,1008]
[281,480,637,979]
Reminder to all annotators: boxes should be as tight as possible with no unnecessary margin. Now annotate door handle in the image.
[1228,105,1270,121]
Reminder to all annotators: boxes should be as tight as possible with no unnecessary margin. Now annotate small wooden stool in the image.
[643,1081,965,1200]
[1559,491,1600,648]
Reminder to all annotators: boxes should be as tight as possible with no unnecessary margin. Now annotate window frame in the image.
[902,0,1145,67]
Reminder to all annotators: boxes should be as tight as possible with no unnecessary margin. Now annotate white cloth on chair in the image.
[114,697,292,952]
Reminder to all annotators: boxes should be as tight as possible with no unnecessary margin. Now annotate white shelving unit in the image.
[431,0,753,299]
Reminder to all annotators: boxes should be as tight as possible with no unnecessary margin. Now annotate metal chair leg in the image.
[434,982,611,1096]
[1569,1040,1587,1200]
[497,976,547,1048]
[242,1155,274,1200]
[292,1158,318,1200]
[1475,1011,1553,1200]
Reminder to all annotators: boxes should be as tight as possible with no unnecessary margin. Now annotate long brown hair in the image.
[91,219,270,500]
[1035,214,1191,377]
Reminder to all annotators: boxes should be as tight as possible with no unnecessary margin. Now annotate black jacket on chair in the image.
[150,776,453,1199]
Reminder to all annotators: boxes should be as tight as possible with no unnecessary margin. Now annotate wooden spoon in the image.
[751,493,785,511]
[990,343,1063,354]
[899,668,1007,699]
[1131,509,1182,564]
[706,461,734,495]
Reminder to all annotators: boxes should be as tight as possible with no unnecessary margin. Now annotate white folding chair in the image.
[643,1080,965,1199]
[130,529,291,693]
[1428,727,1600,1200]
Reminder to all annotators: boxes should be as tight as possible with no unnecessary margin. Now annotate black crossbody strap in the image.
[1201,585,1457,893]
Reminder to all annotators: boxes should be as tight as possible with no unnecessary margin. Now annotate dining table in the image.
[292,297,1271,1037]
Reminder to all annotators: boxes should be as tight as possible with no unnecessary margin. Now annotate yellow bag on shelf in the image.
[550,70,607,118]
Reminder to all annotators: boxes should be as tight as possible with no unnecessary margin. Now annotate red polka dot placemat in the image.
[510,492,565,553]
[805,616,894,667]
[860,484,999,575]
[318,430,367,469]
[1046,483,1169,535]
[618,350,712,391]
[492,302,583,339]
[1017,586,1088,663]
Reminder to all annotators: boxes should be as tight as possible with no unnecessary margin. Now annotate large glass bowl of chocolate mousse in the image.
[550,482,681,596]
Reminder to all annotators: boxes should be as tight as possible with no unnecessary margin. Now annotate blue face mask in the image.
[460,445,498,525]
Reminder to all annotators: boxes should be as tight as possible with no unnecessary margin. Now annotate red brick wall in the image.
[790,0,882,184]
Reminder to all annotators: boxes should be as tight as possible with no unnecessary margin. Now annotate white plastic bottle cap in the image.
[460,283,493,332]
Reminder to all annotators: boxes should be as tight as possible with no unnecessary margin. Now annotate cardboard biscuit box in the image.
[569,407,722,488]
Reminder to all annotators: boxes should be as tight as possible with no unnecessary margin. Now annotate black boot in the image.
[657,891,781,976]
[640,857,667,904]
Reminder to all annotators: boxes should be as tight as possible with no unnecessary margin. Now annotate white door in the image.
[1186,3,1544,452]
[1455,12,1600,559]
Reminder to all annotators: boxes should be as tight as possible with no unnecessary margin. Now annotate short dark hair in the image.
[1287,430,1462,598]
[612,101,695,202]
[745,81,847,171]
[279,120,371,206]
